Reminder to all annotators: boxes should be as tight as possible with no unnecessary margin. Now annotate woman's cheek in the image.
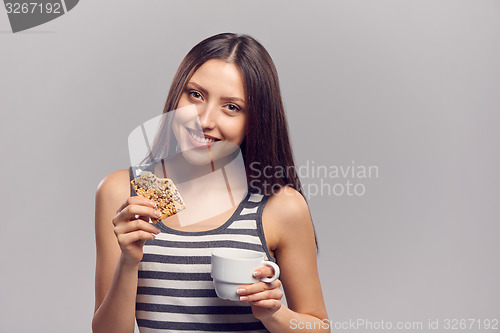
[223,117,246,144]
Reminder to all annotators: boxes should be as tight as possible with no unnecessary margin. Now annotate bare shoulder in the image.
[262,186,313,254]
[95,169,132,223]
[96,169,130,203]
[265,186,310,222]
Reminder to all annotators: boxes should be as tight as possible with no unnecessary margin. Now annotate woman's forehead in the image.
[188,59,246,101]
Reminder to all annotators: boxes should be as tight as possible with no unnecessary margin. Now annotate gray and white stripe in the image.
[136,191,272,333]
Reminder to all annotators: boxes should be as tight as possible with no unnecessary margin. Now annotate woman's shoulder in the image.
[265,186,310,221]
[95,169,131,204]
[262,186,313,250]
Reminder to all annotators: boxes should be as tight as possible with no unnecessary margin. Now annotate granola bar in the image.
[131,172,186,223]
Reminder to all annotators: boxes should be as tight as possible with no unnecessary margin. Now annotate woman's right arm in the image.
[92,170,161,333]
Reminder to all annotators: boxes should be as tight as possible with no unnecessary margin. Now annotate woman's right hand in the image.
[112,196,162,265]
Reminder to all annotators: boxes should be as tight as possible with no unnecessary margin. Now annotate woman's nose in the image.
[197,103,217,130]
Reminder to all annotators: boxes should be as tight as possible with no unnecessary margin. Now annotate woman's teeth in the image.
[191,132,217,143]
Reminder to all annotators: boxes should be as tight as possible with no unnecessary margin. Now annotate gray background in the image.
[1,0,499,332]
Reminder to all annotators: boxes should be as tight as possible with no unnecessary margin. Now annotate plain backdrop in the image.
[1,1,499,332]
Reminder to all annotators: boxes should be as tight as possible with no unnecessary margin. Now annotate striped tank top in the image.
[130,171,274,332]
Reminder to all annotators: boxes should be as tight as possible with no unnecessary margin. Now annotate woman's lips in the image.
[185,128,220,148]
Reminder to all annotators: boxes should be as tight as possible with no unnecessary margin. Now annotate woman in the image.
[93,33,329,333]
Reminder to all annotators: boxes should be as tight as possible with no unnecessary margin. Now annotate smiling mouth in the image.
[186,128,221,144]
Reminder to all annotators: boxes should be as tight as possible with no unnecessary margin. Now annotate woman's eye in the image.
[225,104,241,113]
[189,91,202,100]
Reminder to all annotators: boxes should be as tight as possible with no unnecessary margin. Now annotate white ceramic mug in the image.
[211,248,280,301]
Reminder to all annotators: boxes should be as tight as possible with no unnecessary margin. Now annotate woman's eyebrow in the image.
[220,96,246,105]
[186,82,208,95]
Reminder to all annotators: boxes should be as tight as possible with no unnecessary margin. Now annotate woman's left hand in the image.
[237,266,283,320]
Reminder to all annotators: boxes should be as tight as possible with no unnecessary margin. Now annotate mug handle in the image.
[259,260,280,283]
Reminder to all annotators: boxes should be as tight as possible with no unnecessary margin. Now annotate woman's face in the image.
[173,59,247,165]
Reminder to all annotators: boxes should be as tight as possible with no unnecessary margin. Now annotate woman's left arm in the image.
[237,187,330,333]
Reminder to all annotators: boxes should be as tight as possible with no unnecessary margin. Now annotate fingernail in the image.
[155,228,161,234]
[150,201,157,207]
[239,296,248,301]
[154,210,161,217]
[253,271,261,277]
[151,233,156,238]
[237,288,245,294]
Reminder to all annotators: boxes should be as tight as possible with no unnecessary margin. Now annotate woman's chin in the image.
[179,143,240,167]
[178,149,211,166]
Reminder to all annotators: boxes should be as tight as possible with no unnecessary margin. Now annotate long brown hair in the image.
[148,33,318,249]
[158,33,303,196]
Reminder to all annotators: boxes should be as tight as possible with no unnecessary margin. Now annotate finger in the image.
[253,266,275,279]
[117,205,162,223]
[114,219,161,236]
[116,230,157,247]
[249,299,283,309]
[239,288,283,303]
[116,196,156,214]
[237,279,282,296]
